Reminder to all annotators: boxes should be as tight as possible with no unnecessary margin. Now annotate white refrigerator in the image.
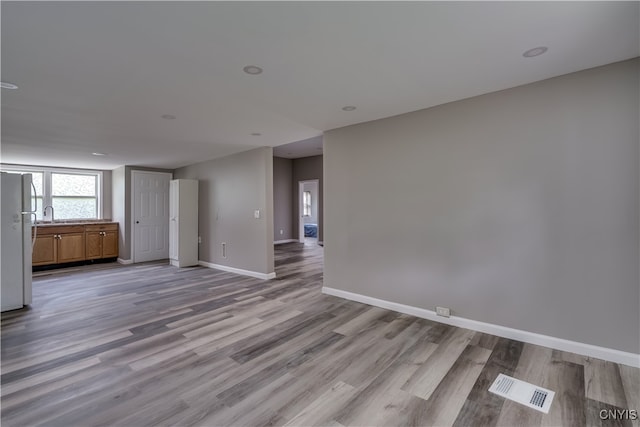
[1,172,36,312]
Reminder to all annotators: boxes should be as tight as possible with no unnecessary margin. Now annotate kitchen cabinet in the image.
[56,231,86,263]
[169,179,198,267]
[32,223,118,267]
[33,225,85,265]
[85,224,119,260]
[32,234,56,266]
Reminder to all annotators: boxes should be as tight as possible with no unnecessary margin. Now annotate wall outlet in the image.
[198,236,202,244]
[279,229,284,235]
[436,306,451,318]
[222,242,227,258]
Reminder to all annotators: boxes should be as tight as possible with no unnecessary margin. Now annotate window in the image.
[52,173,98,220]
[1,165,102,221]
[303,190,312,217]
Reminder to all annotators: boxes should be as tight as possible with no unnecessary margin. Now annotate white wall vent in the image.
[489,373,555,414]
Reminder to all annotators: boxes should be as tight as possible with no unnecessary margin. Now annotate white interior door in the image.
[132,171,171,263]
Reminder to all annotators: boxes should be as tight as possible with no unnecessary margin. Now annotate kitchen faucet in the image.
[43,205,54,223]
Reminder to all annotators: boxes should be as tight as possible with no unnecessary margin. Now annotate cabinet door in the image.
[33,234,57,266]
[102,231,119,258]
[85,231,102,260]
[57,233,85,263]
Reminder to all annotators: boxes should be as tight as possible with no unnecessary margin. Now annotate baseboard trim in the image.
[198,260,276,280]
[322,287,640,368]
[274,239,297,245]
[117,258,133,265]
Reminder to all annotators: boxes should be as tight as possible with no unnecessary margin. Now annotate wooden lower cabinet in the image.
[57,233,86,263]
[102,230,119,258]
[32,234,57,266]
[85,231,103,259]
[32,223,118,267]
[85,224,119,260]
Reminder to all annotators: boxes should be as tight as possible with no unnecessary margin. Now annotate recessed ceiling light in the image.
[243,65,263,75]
[523,46,548,58]
[91,152,107,156]
[0,81,18,90]
[251,132,262,136]
[342,106,356,111]
[161,114,176,120]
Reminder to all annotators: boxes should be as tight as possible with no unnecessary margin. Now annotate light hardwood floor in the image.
[1,242,638,426]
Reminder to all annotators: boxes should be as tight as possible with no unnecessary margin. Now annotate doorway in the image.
[298,179,319,245]
[131,171,172,263]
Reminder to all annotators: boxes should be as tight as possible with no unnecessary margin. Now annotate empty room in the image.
[1,2,638,426]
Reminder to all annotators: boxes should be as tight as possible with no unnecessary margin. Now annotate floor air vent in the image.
[489,373,555,414]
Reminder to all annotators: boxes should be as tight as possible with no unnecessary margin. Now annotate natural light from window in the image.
[1,166,101,221]
[303,191,312,217]
[52,173,98,219]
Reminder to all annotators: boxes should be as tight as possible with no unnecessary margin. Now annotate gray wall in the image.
[101,170,112,220]
[111,165,173,261]
[273,156,294,241]
[293,155,323,242]
[324,59,639,353]
[174,147,275,275]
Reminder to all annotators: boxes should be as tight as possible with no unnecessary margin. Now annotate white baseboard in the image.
[322,287,640,368]
[274,239,297,245]
[117,258,133,265]
[170,259,199,268]
[198,260,276,280]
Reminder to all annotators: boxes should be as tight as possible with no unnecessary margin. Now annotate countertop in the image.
[34,220,117,227]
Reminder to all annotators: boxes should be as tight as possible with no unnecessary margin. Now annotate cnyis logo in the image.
[599,409,638,420]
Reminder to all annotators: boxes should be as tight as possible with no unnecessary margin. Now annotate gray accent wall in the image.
[101,170,112,220]
[174,147,275,275]
[324,59,639,353]
[273,156,294,241]
[293,155,323,242]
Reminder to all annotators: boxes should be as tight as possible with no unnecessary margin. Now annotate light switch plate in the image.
[254,210,260,219]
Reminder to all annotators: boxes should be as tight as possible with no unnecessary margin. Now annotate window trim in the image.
[1,164,103,221]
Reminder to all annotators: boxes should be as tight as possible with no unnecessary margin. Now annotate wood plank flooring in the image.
[1,242,638,426]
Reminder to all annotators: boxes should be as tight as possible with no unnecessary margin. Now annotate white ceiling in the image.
[273,136,323,159]
[1,2,638,170]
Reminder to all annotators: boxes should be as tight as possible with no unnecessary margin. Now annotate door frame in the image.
[131,170,173,263]
[298,179,319,243]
